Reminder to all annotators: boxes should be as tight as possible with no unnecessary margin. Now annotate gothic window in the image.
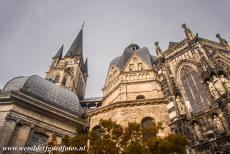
[141,117,155,140]
[216,59,230,73]
[28,132,48,152]
[91,125,102,140]
[64,61,68,67]
[62,77,67,86]
[138,63,144,70]
[181,65,210,114]
[133,57,137,62]
[129,64,134,71]
[55,74,60,82]
[136,95,145,100]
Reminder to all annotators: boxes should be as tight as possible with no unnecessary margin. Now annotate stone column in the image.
[8,121,33,154]
[0,115,18,154]
[56,136,62,145]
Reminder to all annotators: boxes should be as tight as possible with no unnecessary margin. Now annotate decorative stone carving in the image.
[212,75,226,96]
[207,80,220,99]
[193,49,201,62]
[175,96,186,115]
[193,122,203,141]
[213,115,225,133]
[220,74,230,93]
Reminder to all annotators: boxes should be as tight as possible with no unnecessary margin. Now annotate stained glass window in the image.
[181,66,210,114]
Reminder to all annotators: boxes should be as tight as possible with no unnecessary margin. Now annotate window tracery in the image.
[180,65,210,114]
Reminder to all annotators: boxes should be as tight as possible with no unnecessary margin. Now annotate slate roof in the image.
[4,75,83,116]
[53,45,63,59]
[65,29,83,57]
[109,44,156,70]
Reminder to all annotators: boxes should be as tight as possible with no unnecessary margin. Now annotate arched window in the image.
[180,65,210,114]
[91,125,102,140]
[133,57,137,62]
[55,74,60,82]
[216,59,230,73]
[62,77,67,86]
[28,132,48,152]
[141,117,155,140]
[129,64,134,71]
[136,95,145,100]
[138,63,144,70]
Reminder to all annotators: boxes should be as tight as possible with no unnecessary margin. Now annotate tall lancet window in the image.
[180,65,210,114]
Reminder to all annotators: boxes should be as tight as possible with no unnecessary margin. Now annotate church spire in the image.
[216,33,229,47]
[65,28,83,57]
[155,42,163,57]
[53,45,63,59]
[182,23,195,40]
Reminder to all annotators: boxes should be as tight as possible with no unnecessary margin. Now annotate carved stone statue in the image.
[207,80,220,99]
[213,115,225,133]
[212,75,227,96]
[193,122,203,141]
[220,74,230,93]
[175,96,186,115]
[193,49,201,62]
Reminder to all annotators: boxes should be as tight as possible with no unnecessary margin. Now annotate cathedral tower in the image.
[46,28,88,100]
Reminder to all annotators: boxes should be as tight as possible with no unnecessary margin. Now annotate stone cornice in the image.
[87,98,166,117]
[9,111,76,136]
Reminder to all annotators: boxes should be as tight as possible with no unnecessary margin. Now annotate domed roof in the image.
[109,44,156,70]
[4,75,83,115]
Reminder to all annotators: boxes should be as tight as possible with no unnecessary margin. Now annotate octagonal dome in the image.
[4,75,83,115]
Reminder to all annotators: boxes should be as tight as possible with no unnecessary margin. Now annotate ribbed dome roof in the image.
[109,44,157,70]
[4,75,83,116]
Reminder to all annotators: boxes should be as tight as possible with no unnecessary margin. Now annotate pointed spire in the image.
[65,28,83,57]
[155,42,163,57]
[53,45,63,59]
[216,33,229,46]
[182,23,195,40]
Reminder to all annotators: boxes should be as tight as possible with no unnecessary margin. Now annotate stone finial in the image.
[181,23,195,40]
[216,33,229,47]
[155,42,163,57]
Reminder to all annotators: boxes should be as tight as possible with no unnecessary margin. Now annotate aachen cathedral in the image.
[0,24,229,154]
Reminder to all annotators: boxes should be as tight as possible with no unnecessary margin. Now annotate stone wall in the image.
[0,104,13,133]
[89,103,171,137]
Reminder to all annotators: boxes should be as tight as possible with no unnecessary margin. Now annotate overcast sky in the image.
[0,0,229,98]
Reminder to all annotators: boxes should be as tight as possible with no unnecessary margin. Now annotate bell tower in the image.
[46,28,88,100]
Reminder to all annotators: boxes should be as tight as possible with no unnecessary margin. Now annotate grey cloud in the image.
[0,0,229,97]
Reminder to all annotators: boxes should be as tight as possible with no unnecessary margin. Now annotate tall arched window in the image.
[91,125,102,140]
[180,65,210,114]
[55,74,60,82]
[216,59,230,73]
[141,117,155,140]
[62,77,67,86]
[129,64,134,71]
[138,63,144,70]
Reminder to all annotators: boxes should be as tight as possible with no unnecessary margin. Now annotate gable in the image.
[123,54,152,72]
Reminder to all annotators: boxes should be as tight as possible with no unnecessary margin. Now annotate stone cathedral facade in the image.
[0,24,229,154]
